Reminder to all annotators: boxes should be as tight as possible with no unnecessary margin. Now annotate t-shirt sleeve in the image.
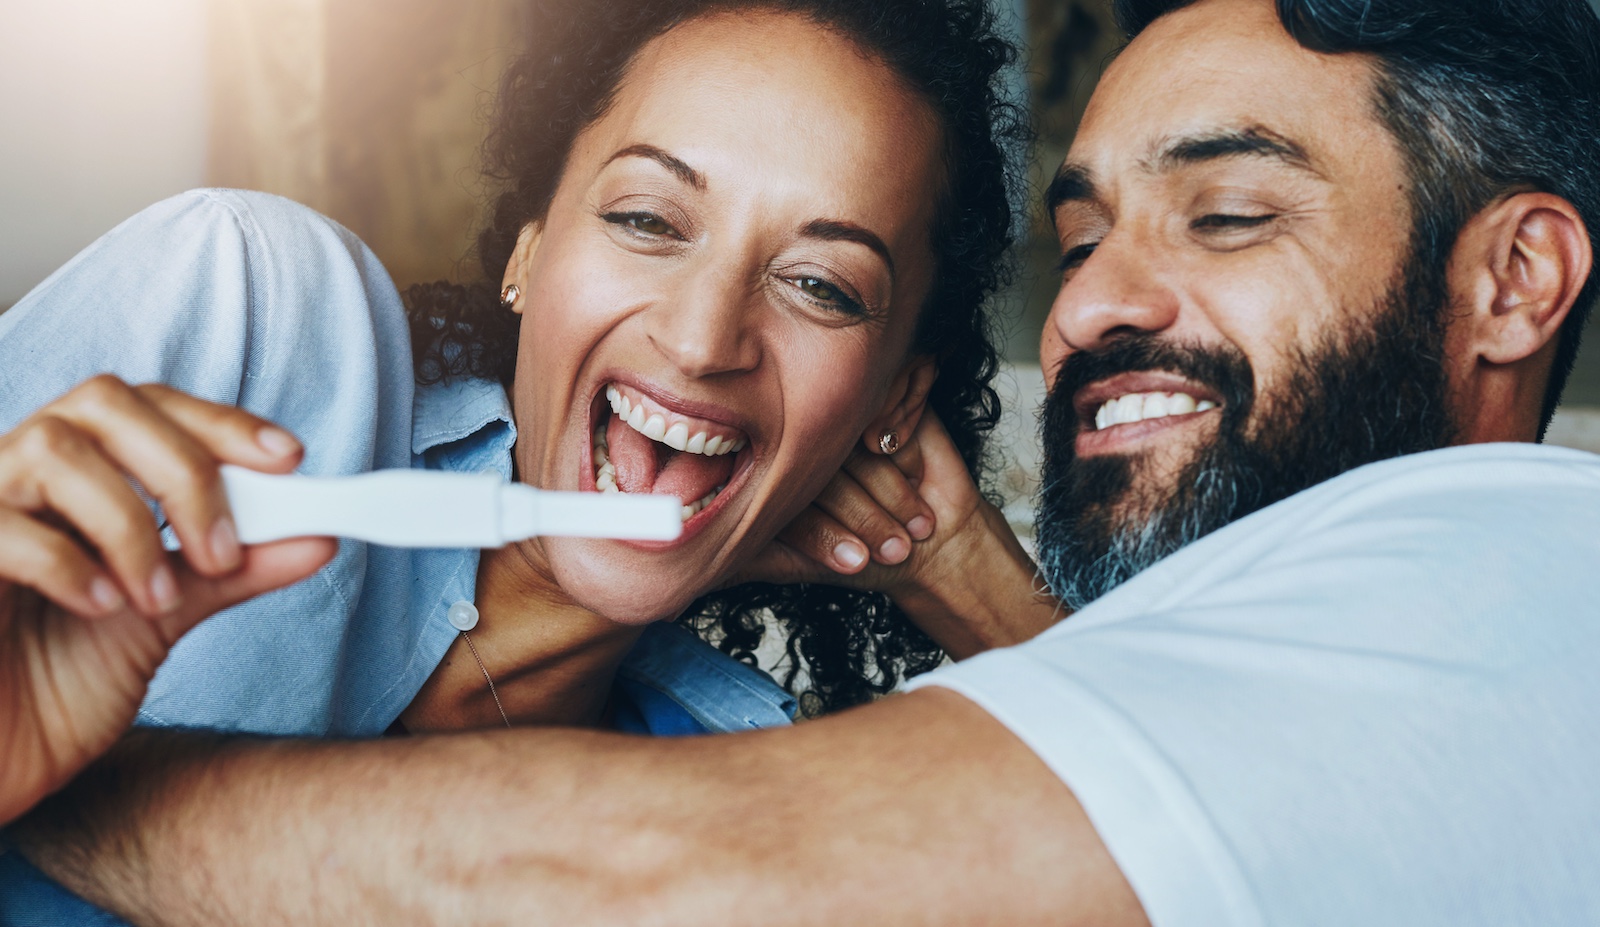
[909,446,1600,927]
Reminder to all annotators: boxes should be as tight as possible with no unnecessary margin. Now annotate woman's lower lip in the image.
[1075,410,1217,457]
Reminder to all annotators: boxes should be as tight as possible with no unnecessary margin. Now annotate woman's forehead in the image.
[581,10,945,238]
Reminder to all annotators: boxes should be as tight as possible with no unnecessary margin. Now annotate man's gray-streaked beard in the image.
[1034,268,1455,612]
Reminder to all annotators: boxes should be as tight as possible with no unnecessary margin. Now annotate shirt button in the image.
[447,600,479,631]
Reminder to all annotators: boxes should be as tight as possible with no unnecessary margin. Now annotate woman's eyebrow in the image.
[604,144,706,190]
[800,218,895,277]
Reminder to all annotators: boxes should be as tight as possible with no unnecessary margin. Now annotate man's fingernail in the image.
[907,516,933,540]
[256,427,301,457]
[879,537,910,563]
[149,564,182,613]
[211,517,241,569]
[90,577,125,613]
[833,542,867,570]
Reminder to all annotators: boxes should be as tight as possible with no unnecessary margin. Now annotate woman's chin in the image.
[547,549,709,627]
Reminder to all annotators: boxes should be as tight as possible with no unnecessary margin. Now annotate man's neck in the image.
[399,543,646,732]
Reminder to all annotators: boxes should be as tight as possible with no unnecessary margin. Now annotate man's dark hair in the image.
[1115,0,1600,436]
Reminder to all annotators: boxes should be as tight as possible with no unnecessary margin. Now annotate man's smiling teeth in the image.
[1094,392,1218,431]
[604,385,745,456]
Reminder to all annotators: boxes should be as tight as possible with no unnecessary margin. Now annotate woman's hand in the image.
[740,412,1064,659]
[0,376,336,825]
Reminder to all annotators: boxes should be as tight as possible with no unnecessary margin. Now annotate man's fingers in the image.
[157,538,336,642]
[0,507,124,618]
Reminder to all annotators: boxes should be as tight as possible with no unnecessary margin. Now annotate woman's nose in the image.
[645,263,762,378]
[1044,234,1180,362]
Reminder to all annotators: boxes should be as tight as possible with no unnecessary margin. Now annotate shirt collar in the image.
[411,376,515,462]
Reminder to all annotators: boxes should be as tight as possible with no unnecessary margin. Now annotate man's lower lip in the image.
[1075,410,1216,455]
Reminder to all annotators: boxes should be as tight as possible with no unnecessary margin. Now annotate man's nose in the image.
[645,262,762,378]
[1043,233,1180,366]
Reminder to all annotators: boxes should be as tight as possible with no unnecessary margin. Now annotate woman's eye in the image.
[1193,213,1277,231]
[793,276,863,314]
[603,211,677,238]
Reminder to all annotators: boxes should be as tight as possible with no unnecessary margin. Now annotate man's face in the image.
[1035,0,1456,607]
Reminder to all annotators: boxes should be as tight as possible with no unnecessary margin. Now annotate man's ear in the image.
[500,222,545,314]
[1451,192,1592,367]
[862,355,938,454]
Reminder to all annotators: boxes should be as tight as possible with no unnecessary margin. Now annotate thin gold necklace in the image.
[459,631,511,728]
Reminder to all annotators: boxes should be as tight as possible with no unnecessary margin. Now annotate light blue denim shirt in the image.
[0,190,795,924]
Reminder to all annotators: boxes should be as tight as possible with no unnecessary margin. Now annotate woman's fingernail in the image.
[211,517,241,570]
[90,577,125,613]
[256,426,301,457]
[879,537,910,563]
[833,541,867,570]
[907,515,933,540]
[149,564,182,613]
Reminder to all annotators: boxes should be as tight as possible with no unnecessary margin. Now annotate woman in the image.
[0,1,1051,894]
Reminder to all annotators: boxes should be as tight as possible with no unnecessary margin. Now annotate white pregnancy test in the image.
[220,465,682,547]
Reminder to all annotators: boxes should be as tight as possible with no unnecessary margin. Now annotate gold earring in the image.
[878,431,900,455]
[500,284,521,310]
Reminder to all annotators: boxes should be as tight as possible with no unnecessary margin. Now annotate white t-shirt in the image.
[911,443,1600,927]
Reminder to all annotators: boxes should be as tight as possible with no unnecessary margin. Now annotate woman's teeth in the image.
[592,412,728,522]
[605,385,745,456]
[1094,392,1217,431]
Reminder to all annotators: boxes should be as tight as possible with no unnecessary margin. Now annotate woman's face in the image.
[504,10,945,623]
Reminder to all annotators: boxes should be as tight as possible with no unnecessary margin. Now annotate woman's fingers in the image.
[811,470,913,566]
[0,417,182,615]
[0,507,124,617]
[24,377,302,580]
[843,446,935,543]
[136,383,302,472]
[777,503,875,575]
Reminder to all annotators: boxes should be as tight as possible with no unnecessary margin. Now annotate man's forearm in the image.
[15,690,1145,927]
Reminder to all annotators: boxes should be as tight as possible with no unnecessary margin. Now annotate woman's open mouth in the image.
[588,382,752,524]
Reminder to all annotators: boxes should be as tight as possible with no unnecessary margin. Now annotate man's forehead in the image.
[1057,0,1386,205]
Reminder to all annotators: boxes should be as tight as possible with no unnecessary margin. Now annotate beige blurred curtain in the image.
[207,0,526,290]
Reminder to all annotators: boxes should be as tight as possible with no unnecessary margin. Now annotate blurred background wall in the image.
[2,0,1597,424]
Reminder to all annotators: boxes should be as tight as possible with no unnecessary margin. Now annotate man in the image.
[6,0,1599,923]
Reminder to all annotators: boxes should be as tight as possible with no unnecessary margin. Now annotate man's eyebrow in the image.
[1148,126,1317,175]
[800,218,895,276]
[1044,163,1100,222]
[604,144,706,191]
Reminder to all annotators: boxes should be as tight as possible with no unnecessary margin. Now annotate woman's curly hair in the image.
[406,0,1030,716]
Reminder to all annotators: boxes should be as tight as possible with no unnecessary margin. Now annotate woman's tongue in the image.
[606,412,735,504]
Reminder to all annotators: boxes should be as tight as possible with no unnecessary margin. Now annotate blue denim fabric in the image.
[0,190,796,924]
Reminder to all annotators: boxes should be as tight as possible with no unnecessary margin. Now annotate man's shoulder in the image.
[916,442,1600,927]
[1079,443,1600,621]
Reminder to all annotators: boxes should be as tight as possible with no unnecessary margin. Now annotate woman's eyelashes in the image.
[602,209,685,241]
[599,204,873,319]
[786,274,866,317]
